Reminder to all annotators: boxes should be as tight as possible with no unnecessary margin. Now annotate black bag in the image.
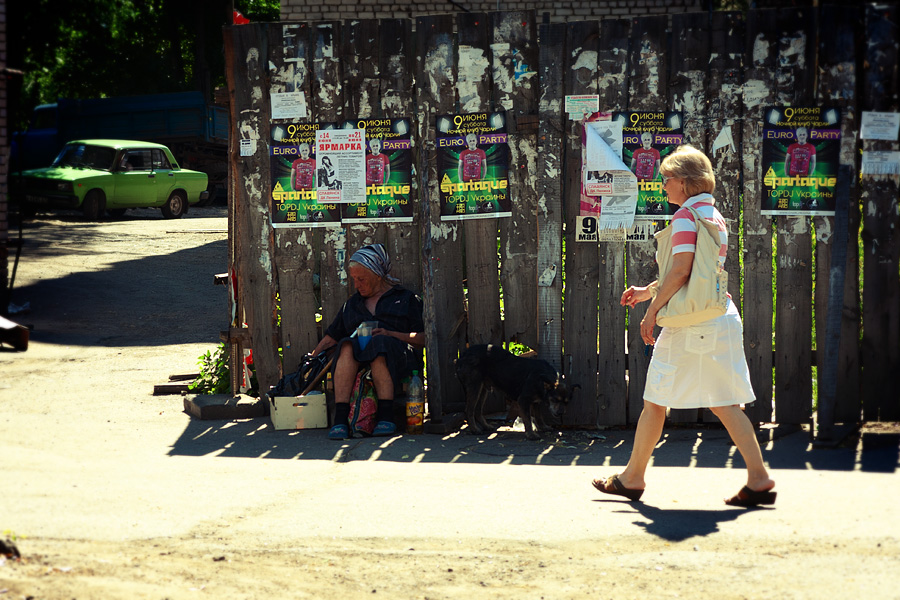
[266,348,335,398]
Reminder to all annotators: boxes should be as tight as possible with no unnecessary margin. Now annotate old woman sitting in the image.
[310,244,426,439]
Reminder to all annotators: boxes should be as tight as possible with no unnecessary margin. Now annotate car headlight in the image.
[57,181,74,193]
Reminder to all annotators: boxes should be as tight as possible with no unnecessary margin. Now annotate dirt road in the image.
[1,207,899,599]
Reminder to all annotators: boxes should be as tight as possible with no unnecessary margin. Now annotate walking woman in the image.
[592,145,776,507]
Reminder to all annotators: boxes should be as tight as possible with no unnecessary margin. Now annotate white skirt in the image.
[644,299,756,408]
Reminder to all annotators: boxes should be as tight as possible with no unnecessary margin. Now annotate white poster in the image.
[860,112,900,141]
[271,91,308,120]
[315,128,366,204]
[565,94,600,119]
[861,151,900,176]
[582,120,638,232]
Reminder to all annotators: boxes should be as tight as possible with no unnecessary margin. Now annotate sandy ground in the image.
[1,206,899,599]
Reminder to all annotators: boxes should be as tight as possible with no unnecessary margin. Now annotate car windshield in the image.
[52,143,117,171]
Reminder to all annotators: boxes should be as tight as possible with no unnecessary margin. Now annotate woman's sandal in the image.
[372,421,397,437]
[328,424,350,440]
[724,486,777,507]
[591,474,644,502]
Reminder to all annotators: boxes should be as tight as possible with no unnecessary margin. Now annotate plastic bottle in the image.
[406,370,425,434]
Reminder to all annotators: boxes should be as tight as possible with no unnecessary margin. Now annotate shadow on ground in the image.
[8,211,226,348]
[168,416,900,473]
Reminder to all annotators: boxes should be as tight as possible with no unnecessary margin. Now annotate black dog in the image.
[455,344,578,440]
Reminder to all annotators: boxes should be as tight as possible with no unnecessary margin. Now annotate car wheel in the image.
[82,190,106,221]
[108,208,127,218]
[161,191,187,219]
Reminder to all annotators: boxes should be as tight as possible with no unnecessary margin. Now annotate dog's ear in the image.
[568,383,581,398]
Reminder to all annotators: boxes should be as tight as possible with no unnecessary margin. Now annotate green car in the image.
[13,139,210,220]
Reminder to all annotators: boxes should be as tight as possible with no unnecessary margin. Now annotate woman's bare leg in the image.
[332,341,359,404]
[710,405,775,492]
[615,400,667,490]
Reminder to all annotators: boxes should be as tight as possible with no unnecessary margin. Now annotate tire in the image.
[161,191,187,219]
[108,208,127,218]
[82,191,106,221]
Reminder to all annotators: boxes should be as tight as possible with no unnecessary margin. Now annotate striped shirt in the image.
[671,193,728,267]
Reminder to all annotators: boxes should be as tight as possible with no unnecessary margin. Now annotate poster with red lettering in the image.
[316,128,367,204]
[435,111,511,220]
[761,107,841,216]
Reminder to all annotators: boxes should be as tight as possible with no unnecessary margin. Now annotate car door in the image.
[114,148,157,206]
[151,149,176,204]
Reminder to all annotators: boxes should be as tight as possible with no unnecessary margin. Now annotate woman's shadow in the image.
[597,500,773,541]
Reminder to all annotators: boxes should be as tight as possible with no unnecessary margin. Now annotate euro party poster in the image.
[761,106,841,216]
[614,111,684,220]
[436,111,511,220]
[269,121,341,228]
[340,118,414,223]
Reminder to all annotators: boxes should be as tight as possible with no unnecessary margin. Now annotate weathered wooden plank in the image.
[458,13,503,347]
[379,19,422,294]
[416,14,465,418]
[224,24,281,396]
[814,5,861,424]
[269,22,319,370]
[668,11,710,424]
[708,12,745,314]
[312,22,348,331]
[706,11,745,423]
[741,9,778,423]
[596,17,630,426]
[626,15,667,424]
[492,10,539,351]
[773,7,815,426]
[562,19,600,426]
[343,19,383,257]
[536,20,565,372]
[861,4,900,421]
[669,12,709,152]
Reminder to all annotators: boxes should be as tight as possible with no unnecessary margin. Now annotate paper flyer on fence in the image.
[269,121,341,228]
[435,111,511,220]
[615,110,684,220]
[580,116,638,235]
[760,106,840,216]
[340,117,414,223]
[316,128,367,204]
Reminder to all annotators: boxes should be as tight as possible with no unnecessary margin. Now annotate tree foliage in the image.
[11,0,279,129]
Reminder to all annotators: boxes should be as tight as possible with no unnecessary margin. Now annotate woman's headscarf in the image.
[350,243,400,284]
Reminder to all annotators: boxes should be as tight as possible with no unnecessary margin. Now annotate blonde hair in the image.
[660,145,716,197]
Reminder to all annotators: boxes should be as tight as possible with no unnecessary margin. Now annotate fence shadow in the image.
[167,416,899,474]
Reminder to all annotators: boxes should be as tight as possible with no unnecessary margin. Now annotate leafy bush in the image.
[189,343,231,395]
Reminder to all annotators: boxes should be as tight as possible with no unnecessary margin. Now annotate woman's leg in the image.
[615,400,667,490]
[709,405,775,492]
[369,355,394,401]
[333,341,359,405]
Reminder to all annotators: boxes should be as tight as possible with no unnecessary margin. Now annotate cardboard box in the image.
[270,391,328,430]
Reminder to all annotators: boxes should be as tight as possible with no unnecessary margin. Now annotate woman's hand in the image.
[620,285,654,307]
[372,328,427,348]
[640,308,658,346]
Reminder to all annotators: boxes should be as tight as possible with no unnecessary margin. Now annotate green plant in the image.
[2,529,24,543]
[189,342,231,395]
[507,341,533,356]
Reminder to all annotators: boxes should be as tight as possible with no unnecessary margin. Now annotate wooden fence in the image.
[223,5,900,430]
